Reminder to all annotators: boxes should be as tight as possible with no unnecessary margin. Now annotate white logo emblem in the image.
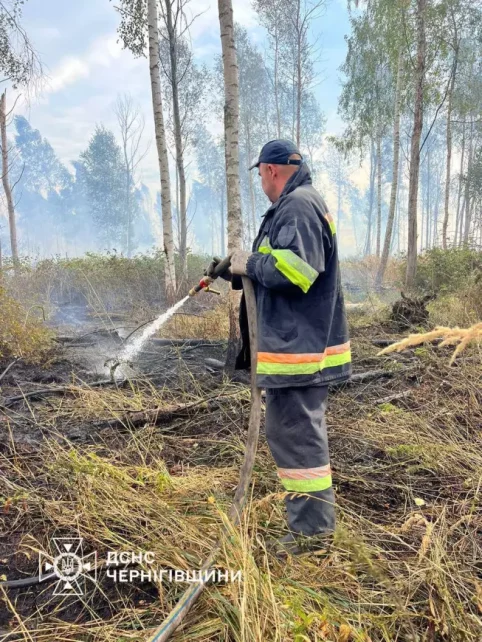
[39,538,97,596]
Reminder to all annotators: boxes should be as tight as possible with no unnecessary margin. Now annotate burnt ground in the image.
[0,326,231,636]
[0,316,481,640]
[0,325,228,447]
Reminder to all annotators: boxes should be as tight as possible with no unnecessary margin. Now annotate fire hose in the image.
[146,267,262,642]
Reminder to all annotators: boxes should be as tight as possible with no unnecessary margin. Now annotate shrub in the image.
[396,248,482,327]
[410,247,482,295]
[4,251,215,323]
[0,286,53,364]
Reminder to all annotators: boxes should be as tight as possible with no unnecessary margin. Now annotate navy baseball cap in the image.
[249,139,303,170]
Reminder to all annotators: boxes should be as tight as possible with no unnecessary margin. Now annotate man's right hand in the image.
[204,256,232,281]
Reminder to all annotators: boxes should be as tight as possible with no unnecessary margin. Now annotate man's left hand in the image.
[230,250,252,276]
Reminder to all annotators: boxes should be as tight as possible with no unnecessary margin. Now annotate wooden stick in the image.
[147,277,262,642]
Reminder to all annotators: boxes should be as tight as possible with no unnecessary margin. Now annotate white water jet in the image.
[118,296,189,366]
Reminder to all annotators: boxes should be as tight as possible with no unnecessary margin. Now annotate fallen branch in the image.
[1,378,132,408]
[89,391,243,432]
[150,338,227,347]
[371,338,402,347]
[54,329,121,344]
[330,369,398,388]
[0,367,404,409]
[0,359,20,383]
[89,370,406,431]
[374,390,413,405]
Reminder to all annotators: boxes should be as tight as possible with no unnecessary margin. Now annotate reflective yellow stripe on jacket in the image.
[257,342,351,375]
[258,236,318,294]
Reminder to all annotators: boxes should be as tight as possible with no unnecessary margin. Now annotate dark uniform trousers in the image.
[265,386,335,536]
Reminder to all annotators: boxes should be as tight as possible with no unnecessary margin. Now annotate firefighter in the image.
[207,139,351,556]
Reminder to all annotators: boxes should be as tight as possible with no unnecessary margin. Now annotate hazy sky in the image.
[17,0,352,195]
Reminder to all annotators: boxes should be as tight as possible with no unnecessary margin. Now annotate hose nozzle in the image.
[189,255,232,297]
[189,276,213,297]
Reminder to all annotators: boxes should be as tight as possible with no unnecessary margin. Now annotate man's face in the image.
[258,163,276,202]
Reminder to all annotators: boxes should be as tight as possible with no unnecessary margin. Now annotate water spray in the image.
[110,256,232,378]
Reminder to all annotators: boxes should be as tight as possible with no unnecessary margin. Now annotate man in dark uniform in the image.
[209,140,351,556]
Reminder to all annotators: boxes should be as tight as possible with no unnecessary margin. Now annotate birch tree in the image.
[195,126,226,254]
[235,25,270,245]
[375,48,403,285]
[114,93,148,257]
[159,0,188,278]
[218,0,242,254]
[441,29,459,249]
[339,0,399,263]
[114,0,177,298]
[0,90,17,264]
[0,1,43,265]
[405,0,426,287]
[288,0,326,148]
[253,0,284,138]
[0,0,42,88]
[147,0,177,298]
[159,33,206,268]
[218,0,242,372]
[253,0,326,148]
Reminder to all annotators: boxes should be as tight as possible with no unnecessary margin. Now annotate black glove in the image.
[204,256,232,282]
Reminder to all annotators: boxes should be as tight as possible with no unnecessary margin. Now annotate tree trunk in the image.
[220,187,225,256]
[164,0,187,280]
[420,167,425,252]
[458,197,466,247]
[274,29,281,138]
[454,118,466,247]
[376,50,402,287]
[248,166,257,245]
[465,198,475,245]
[246,122,257,244]
[218,0,242,373]
[147,0,176,300]
[426,147,431,248]
[396,151,403,255]
[175,164,180,249]
[433,171,440,247]
[376,130,382,258]
[365,138,376,256]
[463,121,474,245]
[295,0,302,148]
[442,60,457,249]
[405,0,426,288]
[121,140,132,257]
[0,91,18,268]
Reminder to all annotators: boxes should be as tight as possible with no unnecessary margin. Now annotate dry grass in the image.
[427,290,482,327]
[1,337,481,641]
[0,286,53,363]
[160,300,230,341]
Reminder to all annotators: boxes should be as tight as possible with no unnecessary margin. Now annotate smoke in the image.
[144,191,163,245]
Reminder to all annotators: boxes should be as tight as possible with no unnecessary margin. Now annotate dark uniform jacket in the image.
[235,162,352,389]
